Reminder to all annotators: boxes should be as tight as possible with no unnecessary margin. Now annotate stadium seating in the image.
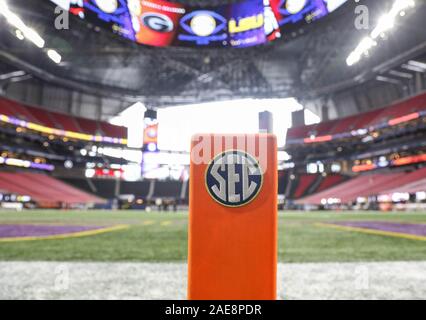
[293,175,318,199]
[382,176,426,194]
[287,92,426,141]
[26,106,57,128]
[286,124,315,140]
[48,111,81,132]
[3,99,38,122]
[280,173,347,200]
[0,172,104,204]
[0,96,126,139]
[316,174,347,193]
[76,118,99,135]
[99,122,127,139]
[297,167,426,205]
[329,114,358,134]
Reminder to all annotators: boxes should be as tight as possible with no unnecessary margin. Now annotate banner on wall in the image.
[50,0,348,48]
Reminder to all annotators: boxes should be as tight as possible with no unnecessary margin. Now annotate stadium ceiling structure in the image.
[0,0,425,120]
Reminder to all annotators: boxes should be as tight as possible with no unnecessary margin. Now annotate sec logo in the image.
[205,150,263,207]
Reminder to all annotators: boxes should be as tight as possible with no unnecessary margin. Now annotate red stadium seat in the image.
[26,105,57,128]
[0,99,15,116]
[316,175,346,193]
[293,174,317,199]
[297,168,426,205]
[0,97,126,139]
[76,117,100,135]
[352,109,384,129]
[49,111,82,132]
[286,92,426,142]
[314,120,339,136]
[2,99,38,123]
[368,92,426,125]
[99,122,127,139]
[0,96,76,132]
[329,114,360,134]
[287,123,317,140]
[0,172,104,204]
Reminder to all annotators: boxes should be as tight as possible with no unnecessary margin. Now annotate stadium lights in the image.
[0,156,54,171]
[0,0,62,64]
[321,198,341,205]
[0,0,45,48]
[47,49,62,64]
[417,192,426,201]
[109,102,147,149]
[346,37,377,66]
[15,29,24,40]
[346,0,415,66]
[407,60,426,70]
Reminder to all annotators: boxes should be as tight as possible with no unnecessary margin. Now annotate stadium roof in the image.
[0,0,425,120]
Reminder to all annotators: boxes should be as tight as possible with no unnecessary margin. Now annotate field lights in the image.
[47,49,62,64]
[0,0,63,63]
[0,0,45,48]
[346,0,415,66]
[0,156,55,171]
[346,37,377,66]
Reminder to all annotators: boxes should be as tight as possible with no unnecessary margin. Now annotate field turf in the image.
[0,210,426,263]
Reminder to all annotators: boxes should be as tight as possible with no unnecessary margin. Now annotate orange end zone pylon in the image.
[188,134,278,300]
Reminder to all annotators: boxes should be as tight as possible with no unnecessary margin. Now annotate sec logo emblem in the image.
[205,150,263,207]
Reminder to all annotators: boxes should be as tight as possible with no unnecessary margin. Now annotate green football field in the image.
[0,210,426,263]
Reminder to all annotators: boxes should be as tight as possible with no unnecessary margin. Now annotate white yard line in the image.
[1,261,425,300]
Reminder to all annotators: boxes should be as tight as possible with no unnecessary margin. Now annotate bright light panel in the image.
[346,0,415,66]
[110,102,146,149]
[157,98,306,151]
[47,49,62,64]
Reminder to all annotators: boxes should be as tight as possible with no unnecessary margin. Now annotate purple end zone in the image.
[334,221,426,237]
[0,224,105,239]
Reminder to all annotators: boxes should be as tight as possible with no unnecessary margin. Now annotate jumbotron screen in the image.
[50,0,348,48]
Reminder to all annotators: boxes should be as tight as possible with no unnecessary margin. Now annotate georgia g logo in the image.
[205,150,263,207]
[141,13,174,33]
